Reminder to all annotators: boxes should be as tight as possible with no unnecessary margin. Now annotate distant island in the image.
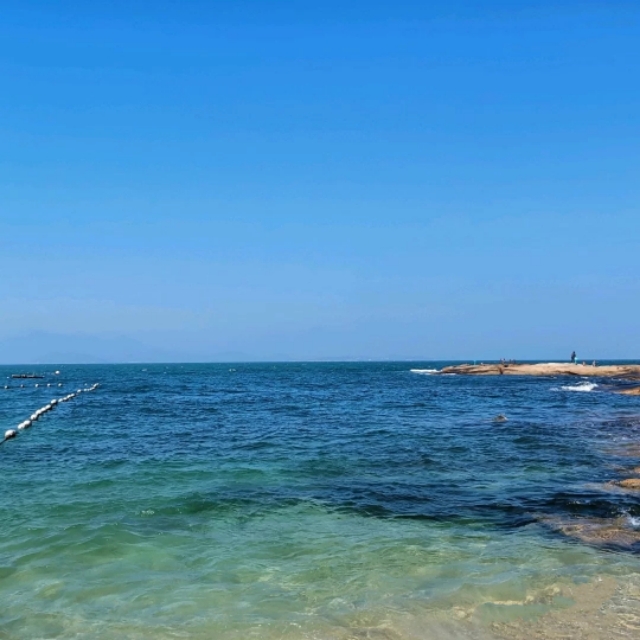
[438,362,640,380]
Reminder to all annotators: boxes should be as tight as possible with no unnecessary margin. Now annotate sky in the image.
[1,1,639,363]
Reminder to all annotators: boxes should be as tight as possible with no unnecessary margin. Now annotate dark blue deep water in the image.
[1,362,640,639]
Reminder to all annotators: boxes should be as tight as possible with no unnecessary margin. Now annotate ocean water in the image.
[2,362,640,639]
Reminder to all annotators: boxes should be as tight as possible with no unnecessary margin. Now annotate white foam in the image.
[560,381,598,392]
[410,369,439,375]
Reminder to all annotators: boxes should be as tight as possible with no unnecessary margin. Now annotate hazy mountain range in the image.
[0,332,395,364]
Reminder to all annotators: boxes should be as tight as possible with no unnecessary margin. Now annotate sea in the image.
[1,362,640,640]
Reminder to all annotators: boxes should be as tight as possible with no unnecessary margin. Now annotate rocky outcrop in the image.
[439,362,640,378]
[615,478,640,490]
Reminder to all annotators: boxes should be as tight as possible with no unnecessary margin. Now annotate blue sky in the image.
[1,1,639,362]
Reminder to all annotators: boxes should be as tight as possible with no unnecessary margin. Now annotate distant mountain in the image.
[0,332,184,364]
[0,332,432,364]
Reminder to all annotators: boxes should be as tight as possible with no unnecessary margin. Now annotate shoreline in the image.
[438,362,640,379]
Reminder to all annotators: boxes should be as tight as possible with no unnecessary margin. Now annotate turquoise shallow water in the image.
[1,362,640,639]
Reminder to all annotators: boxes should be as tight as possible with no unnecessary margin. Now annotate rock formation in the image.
[439,363,640,378]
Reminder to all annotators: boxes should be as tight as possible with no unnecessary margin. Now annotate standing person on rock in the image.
[571,351,577,364]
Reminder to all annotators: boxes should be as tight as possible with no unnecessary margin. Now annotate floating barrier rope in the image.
[3,382,64,390]
[1,383,99,447]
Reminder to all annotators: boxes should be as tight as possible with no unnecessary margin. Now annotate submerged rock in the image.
[541,516,640,550]
[604,443,640,458]
[618,386,640,396]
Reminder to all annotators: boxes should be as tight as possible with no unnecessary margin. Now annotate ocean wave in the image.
[410,369,439,375]
[622,510,640,529]
[558,381,599,392]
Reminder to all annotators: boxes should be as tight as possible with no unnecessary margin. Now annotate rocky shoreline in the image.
[422,361,640,549]
[434,361,640,548]
[439,362,640,379]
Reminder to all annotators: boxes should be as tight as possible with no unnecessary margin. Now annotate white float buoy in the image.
[4,429,17,440]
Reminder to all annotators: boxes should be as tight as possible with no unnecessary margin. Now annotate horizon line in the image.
[2,358,639,367]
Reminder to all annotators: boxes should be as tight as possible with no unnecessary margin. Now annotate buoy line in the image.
[3,381,64,390]
[1,383,100,447]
